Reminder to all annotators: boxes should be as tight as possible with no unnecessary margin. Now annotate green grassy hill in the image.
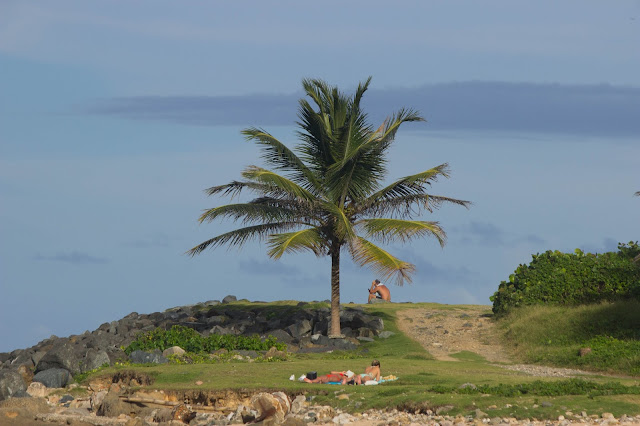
[82,301,640,420]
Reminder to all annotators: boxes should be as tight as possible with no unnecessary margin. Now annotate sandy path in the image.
[396,305,512,362]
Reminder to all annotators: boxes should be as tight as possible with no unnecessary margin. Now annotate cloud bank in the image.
[85,81,640,137]
[34,251,108,265]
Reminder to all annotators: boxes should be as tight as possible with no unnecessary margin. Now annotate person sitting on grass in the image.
[304,370,354,385]
[353,359,381,385]
[368,279,391,302]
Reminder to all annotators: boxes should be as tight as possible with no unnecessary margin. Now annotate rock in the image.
[459,383,477,390]
[290,395,306,414]
[25,382,50,398]
[378,331,395,339]
[251,392,290,424]
[265,347,286,360]
[475,409,488,418]
[357,327,375,338]
[162,346,186,357]
[287,320,312,339]
[0,369,27,401]
[81,349,110,373]
[171,403,196,423]
[328,338,357,351]
[542,401,553,407]
[222,295,237,304]
[310,334,330,346]
[32,368,72,389]
[206,315,227,325]
[96,391,132,417]
[209,325,235,335]
[333,412,355,423]
[129,350,168,364]
[90,390,107,411]
[35,340,82,375]
[16,365,33,385]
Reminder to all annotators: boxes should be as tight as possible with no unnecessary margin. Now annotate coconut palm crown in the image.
[188,77,470,336]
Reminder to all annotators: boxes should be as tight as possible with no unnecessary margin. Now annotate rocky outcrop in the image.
[0,369,27,401]
[0,297,385,400]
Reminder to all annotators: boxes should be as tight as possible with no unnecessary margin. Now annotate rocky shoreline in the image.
[2,384,639,425]
[1,296,387,401]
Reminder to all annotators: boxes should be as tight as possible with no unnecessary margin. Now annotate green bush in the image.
[124,325,287,355]
[491,242,640,315]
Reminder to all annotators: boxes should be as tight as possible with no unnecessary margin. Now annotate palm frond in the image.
[198,203,301,225]
[359,218,446,247]
[267,228,326,259]
[375,108,425,149]
[358,164,472,215]
[242,166,317,202]
[241,127,320,190]
[360,193,471,218]
[187,222,296,256]
[204,180,284,199]
[349,237,415,286]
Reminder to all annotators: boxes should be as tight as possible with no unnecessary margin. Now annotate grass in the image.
[80,301,640,420]
[497,300,640,376]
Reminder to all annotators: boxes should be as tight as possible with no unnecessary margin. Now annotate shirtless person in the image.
[368,279,391,302]
[353,359,381,385]
[304,370,354,385]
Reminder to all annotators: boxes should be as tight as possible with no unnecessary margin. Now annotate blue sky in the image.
[1,1,639,353]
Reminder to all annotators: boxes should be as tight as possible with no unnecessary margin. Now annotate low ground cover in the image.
[497,300,640,376]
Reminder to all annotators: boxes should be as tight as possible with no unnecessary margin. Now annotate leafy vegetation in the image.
[491,242,640,315]
[124,325,286,355]
[498,301,640,375]
[187,78,469,336]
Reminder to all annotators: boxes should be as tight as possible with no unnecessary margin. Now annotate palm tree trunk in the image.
[329,246,342,338]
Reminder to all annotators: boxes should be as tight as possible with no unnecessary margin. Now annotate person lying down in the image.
[303,360,382,385]
[303,370,355,385]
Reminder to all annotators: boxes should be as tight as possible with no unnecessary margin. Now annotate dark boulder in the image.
[205,315,227,325]
[0,369,27,401]
[234,350,260,359]
[129,350,168,365]
[286,320,312,340]
[209,325,235,336]
[328,338,358,351]
[222,295,237,304]
[264,329,293,344]
[310,334,330,346]
[81,349,110,373]
[9,350,35,369]
[35,339,82,375]
[32,368,72,389]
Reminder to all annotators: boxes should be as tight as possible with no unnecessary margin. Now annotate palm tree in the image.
[188,77,470,336]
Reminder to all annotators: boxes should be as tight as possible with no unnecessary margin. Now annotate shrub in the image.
[124,325,287,355]
[491,242,640,315]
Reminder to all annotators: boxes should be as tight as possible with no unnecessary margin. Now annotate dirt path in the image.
[395,305,597,378]
[396,305,512,362]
